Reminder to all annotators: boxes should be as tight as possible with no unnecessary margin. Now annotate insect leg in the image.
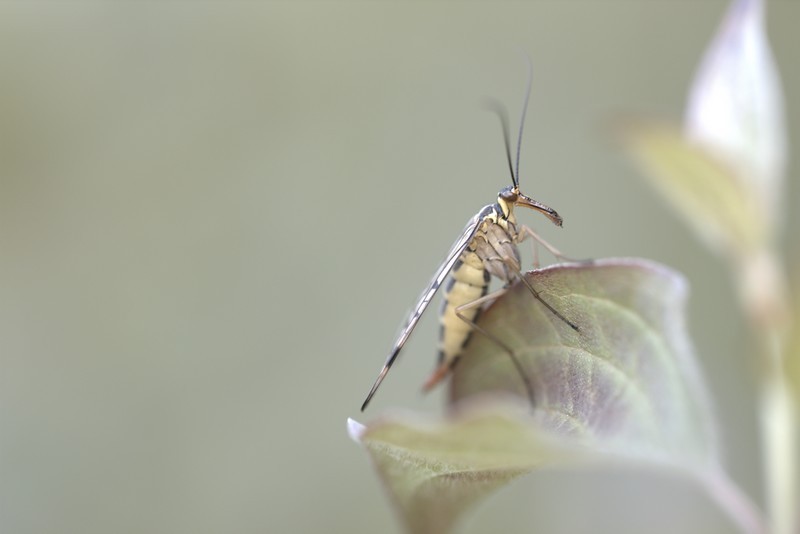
[519,224,571,263]
[531,232,541,269]
[480,240,580,332]
[441,288,537,407]
[510,268,579,331]
[519,225,594,265]
[424,288,508,391]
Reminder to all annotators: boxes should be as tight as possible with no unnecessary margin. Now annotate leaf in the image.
[351,259,763,534]
[685,0,786,229]
[347,411,580,534]
[620,120,765,256]
[620,0,786,257]
[450,259,716,464]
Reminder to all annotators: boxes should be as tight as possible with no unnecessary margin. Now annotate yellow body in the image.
[439,249,487,361]
[425,210,522,390]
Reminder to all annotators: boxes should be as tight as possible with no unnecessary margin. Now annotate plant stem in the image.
[736,248,795,534]
[758,328,797,534]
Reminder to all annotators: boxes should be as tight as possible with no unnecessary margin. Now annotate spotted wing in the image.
[361,206,491,410]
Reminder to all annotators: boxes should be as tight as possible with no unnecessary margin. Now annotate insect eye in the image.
[501,190,518,202]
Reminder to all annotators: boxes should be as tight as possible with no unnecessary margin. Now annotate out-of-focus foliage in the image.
[622,0,785,259]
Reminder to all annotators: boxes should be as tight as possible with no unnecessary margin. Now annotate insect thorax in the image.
[467,206,521,282]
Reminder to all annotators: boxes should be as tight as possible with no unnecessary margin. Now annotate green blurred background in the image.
[0,2,797,533]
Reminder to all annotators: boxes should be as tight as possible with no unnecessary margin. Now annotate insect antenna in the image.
[514,55,534,187]
[481,99,516,187]
[483,55,533,189]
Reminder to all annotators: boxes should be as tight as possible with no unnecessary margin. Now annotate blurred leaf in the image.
[351,260,762,533]
[685,0,786,230]
[620,121,765,255]
[621,0,786,258]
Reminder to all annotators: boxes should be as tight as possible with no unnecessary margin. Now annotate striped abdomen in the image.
[421,249,489,390]
[422,214,521,391]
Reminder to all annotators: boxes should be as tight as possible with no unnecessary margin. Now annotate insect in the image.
[360,71,578,412]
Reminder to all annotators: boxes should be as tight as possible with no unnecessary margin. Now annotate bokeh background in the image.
[0,2,797,533]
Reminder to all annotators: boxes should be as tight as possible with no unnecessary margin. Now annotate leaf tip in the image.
[347,417,367,443]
